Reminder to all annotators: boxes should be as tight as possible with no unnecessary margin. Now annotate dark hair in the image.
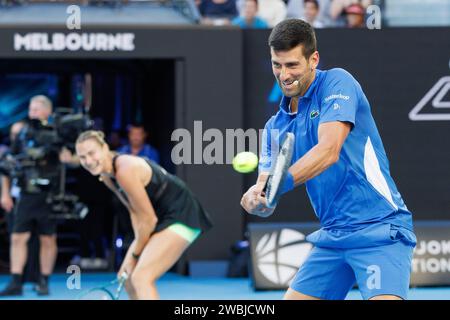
[127,122,147,132]
[304,0,319,9]
[268,19,317,58]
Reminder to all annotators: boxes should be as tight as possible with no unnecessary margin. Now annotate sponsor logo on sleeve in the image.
[324,93,350,102]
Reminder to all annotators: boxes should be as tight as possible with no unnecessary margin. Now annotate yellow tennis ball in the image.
[232,152,258,173]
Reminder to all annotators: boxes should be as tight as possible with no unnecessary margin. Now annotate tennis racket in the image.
[263,132,295,208]
[77,272,128,300]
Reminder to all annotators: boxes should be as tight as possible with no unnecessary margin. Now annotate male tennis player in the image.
[240,19,416,300]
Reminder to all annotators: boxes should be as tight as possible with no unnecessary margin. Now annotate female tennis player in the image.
[75,130,213,300]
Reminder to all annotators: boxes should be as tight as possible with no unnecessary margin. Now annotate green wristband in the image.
[132,252,140,260]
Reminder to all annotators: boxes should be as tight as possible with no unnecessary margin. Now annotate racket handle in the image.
[262,174,272,193]
[114,272,129,300]
[119,271,129,282]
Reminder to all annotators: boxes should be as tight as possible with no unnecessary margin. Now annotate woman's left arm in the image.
[116,163,158,257]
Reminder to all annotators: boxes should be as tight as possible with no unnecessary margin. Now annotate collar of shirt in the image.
[279,69,323,115]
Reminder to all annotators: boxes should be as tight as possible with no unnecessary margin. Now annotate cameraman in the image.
[0,95,66,296]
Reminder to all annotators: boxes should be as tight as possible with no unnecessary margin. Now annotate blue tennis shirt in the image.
[259,68,413,236]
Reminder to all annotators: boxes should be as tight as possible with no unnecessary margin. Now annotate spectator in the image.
[286,0,333,26]
[344,3,366,28]
[198,0,238,26]
[257,0,287,28]
[329,0,371,27]
[232,0,269,28]
[301,0,324,28]
[118,124,160,164]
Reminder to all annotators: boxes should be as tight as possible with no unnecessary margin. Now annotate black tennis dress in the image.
[112,154,213,234]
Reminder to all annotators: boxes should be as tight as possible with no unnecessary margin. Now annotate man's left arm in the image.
[287,121,351,187]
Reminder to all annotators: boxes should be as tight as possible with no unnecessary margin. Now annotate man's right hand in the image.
[1,194,13,213]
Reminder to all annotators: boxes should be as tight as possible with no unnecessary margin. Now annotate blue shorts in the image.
[290,224,416,300]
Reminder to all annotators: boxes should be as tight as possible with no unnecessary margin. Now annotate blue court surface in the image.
[0,273,449,300]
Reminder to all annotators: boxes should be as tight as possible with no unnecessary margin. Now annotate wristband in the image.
[131,252,140,260]
[280,171,295,195]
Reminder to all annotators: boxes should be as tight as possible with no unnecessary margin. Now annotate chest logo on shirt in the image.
[310,110,320,119]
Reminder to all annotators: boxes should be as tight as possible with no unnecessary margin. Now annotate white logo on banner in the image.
[413,239,450,273]
[255,229,313,286]
[409,76,450,121]
[14,33,135,52]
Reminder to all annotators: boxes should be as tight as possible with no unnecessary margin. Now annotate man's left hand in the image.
[241,184,275,217]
